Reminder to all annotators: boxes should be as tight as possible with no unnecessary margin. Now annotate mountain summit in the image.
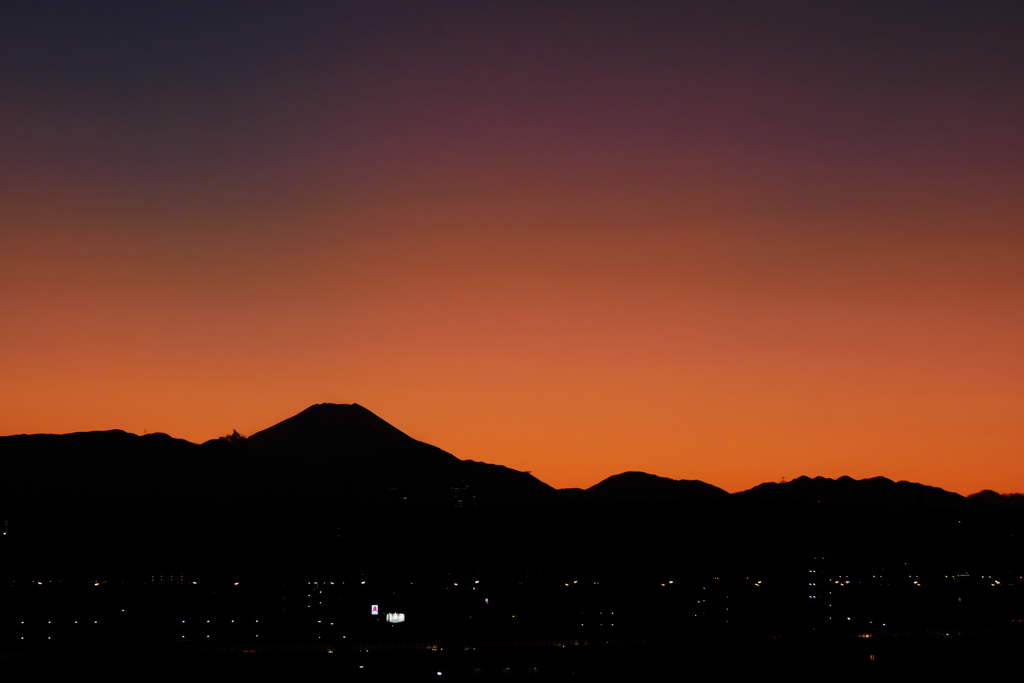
[248,403,413,446]
[0,403,557,529]
[245,403,443,464]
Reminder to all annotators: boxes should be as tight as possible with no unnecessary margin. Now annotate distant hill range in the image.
[0,403,1014,532]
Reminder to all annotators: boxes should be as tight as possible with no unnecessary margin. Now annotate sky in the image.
[2,1,1022,494]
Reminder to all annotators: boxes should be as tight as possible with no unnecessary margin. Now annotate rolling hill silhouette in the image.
[735,474,970,512]
[0,403,1003,534]
[584,471,728,504]
[4,403,1024,601]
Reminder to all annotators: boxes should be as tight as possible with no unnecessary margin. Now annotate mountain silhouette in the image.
[584,471,728,504]
[0,404,1004,536]
[245,403,429,454]
[0,403,558,530]
[735,474,969,512]
[4,404,1024,671]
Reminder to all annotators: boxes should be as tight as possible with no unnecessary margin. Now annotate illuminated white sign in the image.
[386,612,405,623]
[371,604,378,615]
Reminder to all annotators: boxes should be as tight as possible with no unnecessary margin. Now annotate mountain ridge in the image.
[0,403,1006,531]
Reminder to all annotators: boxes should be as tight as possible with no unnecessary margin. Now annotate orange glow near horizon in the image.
[2,3,1022,496]
[4,186,1021,496]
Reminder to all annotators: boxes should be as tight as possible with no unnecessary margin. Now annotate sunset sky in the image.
[2,1,1022,494]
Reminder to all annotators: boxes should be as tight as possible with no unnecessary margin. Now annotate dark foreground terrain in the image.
[4,405,1024,677]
